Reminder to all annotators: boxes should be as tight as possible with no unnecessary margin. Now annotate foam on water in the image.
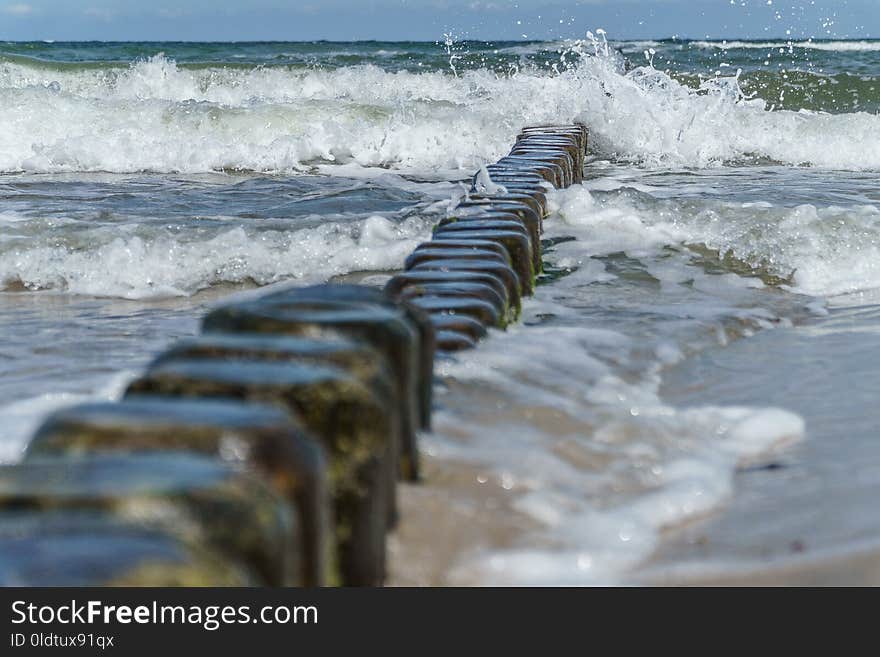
[2,39,880,174]
[405,169,877,583]
[692,40,880,52]
[559,182,880,298]
[0,214,433,298]
[418,186,807,584]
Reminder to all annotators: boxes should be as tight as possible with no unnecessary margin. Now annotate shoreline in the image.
[631,302,880,585]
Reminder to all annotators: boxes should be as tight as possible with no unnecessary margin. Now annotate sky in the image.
[0,0,876,42]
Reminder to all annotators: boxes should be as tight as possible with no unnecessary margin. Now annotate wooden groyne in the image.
[0,125,588,586]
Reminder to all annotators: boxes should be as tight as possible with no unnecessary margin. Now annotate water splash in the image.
[0,37,879,173]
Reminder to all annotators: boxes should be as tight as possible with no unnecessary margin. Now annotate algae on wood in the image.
[0,453,298,586]
[126,359,392,586]
[28,397,330,587]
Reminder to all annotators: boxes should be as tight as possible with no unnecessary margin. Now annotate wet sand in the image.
[386,369,550,586]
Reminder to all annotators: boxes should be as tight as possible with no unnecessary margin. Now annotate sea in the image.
[2,36,880,585]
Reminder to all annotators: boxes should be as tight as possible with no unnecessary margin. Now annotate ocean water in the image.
[2,37,880,585]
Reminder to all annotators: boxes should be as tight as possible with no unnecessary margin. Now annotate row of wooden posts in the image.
[0,124,588,586]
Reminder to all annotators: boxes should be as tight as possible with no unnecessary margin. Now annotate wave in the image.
[555,184,880,299]
[673,69,880,114]
[0,214,432,298]
[1,42,879,173]
[691,40,880,52]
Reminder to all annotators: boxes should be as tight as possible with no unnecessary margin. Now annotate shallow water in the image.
[0,169,445,462]
[0,173,439,297]
[2,38,880,584]
[636,303,880,584]
[0,292,201,463]
[398,158,880,584]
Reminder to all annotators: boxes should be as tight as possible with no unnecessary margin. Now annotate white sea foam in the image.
[615,40,665,49]
[692,40,880,52]
[0,214,433,298]
[395,184,814,583]
[427,239,805,584]
[555,184,880,298]
[409,180,820,583]
[1,42,879,174]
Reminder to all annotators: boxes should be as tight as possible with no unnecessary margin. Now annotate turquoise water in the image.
[1,38,879,584]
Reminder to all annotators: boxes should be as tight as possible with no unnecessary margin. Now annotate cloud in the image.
[2,3,33,15]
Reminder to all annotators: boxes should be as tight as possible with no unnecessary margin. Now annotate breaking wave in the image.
[1,37,880,174]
